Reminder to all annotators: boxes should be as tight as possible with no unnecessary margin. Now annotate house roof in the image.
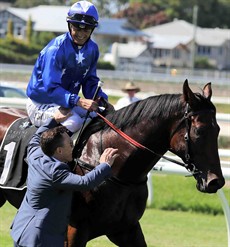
[4,6,146,37]
[7,5,69,32]
[143,19,230,47]
[148,34,191,49]
[196,28,230,46]
[95,18,147,37]
[116,42,148,58]
[143,19,195,37]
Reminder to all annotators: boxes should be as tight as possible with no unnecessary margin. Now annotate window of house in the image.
[164,49,170,56]
[219,47,223,55]
[173,49,180,59]
[153,49,162,58]
[197,46,211,55]
[16,26,22,36]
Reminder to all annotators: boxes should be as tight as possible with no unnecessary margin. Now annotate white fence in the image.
[0,97,27,109]
[1,63,229,85]
[147,149,230,247]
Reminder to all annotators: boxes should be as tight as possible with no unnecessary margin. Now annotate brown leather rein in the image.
[96,103,214,176]
[96,112,189,170]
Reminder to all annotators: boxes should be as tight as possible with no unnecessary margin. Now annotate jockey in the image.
[26,1,110,133]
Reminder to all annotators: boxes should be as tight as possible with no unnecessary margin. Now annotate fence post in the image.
[217,189,230,247]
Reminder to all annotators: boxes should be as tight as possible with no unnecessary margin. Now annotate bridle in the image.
[97,103,214,176]
[168,103,200,175]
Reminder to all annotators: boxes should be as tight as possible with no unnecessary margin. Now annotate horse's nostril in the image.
[197,172,225,193]
[207,178,222,193]
[207,172,218,184]
[208,178,219,186]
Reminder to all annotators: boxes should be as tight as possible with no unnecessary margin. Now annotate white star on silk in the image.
[74,81,80,88]
[21,121,30,129]
[83,67,89,77]
[77,51,85,64]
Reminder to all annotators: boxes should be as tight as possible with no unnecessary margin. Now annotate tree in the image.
[92,0,112,17]
[13,0,67,7]
[113,2,168,29]
[6,19,14,39]
[115,0,230,28]
[26,15,33,43]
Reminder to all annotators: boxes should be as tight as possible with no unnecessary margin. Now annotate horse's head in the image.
[169,80,225,193]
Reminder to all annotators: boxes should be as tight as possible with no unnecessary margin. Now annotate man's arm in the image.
[53,148,119,191]
[27,108,72,156]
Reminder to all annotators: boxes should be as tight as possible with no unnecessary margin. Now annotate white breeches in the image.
[26,98,97,133]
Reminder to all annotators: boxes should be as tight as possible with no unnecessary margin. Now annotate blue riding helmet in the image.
[66,1,99,28]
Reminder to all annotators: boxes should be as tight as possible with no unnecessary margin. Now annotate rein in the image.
[96,112,188,170]
[97,104,214,176]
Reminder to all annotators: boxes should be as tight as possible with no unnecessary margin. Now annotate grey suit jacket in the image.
[11,118,112,247]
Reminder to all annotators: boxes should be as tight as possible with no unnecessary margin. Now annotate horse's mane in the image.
[74,90,215,155]
[104,91,215,131]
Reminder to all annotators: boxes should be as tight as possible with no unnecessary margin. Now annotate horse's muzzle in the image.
[196,171,225,193]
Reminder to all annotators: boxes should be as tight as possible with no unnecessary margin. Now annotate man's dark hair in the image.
[40,126,67,156]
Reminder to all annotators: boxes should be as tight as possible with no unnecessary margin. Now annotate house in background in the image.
[0,5,150,70]
[143,19,230,70]
[0,6,69,38]
[104,42,153,72]
[0,6,146,46]
[93,18,146,47]
[0,6,229,71]
[101,19,230,71]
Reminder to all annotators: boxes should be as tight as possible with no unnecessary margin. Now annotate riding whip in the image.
[72,80,104,158]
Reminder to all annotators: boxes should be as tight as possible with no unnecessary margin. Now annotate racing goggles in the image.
[71,22,93,31]
[70,14,98,26]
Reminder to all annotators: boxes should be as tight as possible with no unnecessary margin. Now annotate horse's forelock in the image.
[189,92,216,114]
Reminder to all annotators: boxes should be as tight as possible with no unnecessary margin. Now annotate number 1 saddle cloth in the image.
[0,118,36,190]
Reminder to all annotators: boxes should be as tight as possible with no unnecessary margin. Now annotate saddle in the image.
[0,118,35,190]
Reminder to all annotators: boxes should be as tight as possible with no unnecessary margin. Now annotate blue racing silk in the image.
[27,32,107,108]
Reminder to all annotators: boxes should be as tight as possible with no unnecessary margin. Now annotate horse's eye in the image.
[194,126,206,136]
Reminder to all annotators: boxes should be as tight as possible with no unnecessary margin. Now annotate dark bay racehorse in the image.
[0,80,225,247]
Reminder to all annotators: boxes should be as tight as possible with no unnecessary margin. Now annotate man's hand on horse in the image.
[99,148,119,167]
[77,98,98,112]
[54,107,72,123]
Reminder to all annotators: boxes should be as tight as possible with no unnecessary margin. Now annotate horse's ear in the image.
[183,79,197,107]
[202,82,212,100]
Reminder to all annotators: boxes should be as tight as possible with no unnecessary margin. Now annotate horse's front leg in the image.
[66,224,89,247]
[107,222,147,247]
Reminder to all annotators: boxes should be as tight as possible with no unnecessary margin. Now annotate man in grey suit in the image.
[11,108,118,247]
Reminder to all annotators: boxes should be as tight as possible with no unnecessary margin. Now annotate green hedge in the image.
[97,60,115,70]
[0,37,115,70]
[0,38,41,64]
[0,46,38,64]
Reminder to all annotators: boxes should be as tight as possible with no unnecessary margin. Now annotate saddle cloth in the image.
[0,118,36,190]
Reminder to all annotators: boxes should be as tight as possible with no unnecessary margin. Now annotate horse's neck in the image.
[109,121,170,181]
